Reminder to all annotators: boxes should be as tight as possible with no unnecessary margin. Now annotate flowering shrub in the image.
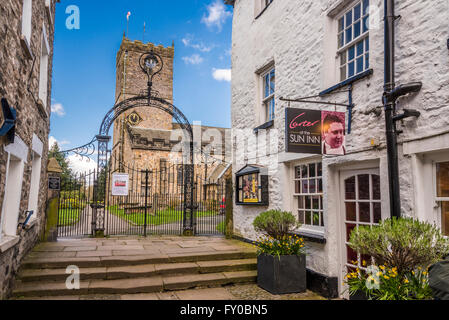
[256,235,306,257]
[253,210,300,240]
[344,262,433,300]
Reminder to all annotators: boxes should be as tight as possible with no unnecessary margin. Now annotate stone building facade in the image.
[0,0,58,299]
[226,0,449,298]
[112,38,231,197]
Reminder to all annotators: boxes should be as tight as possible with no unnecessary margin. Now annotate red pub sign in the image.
[285,108,346,155]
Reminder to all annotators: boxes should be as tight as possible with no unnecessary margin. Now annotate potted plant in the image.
[253,210,306,294]
[344,217,449,300]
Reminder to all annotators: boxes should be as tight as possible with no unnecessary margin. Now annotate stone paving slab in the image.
[174,287,236,301]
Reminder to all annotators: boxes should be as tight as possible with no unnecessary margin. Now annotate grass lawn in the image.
[108,205,218,226]
[58,208,82,226]
[216,221,225,233]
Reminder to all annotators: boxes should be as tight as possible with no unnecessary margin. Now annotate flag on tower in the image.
[127,11,131,21]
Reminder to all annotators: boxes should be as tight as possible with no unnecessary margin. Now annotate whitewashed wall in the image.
[230,0,449,284]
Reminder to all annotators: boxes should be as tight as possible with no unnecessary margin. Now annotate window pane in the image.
[372,175,381,200]
[302,165,308,178]
[302,180,309,193]
[359,202,371,223]
[347,246,358,264]
[356,40,364,56]
[437,162,449,197]
[345,27,352,44]
[305,197,311,209]
[295,166,301,179]
[313,212,320,226]
[318,179,323,193]
[365,53,369,68]
[346,224,356,242]
[298,197,304,209]
[356,57,364,73]
[363,0,369,15]
[348,61,355,77]
[358,174,370,200]
[346,202,357,221]
[338,17,344,32]
[264,74,269,98]
[295,181,301,193]
[363,16,369,32]
[305,212,312,225]
[345,177,356,200]
[320,212,325,227]
[373,202,381,223]
[340,66,346,81]
[309,163,316,178]
[354,3,361,20]
[317,163,322,177]
[298,211,305,224]
[309,179,316,193]
[348,45,355,60]
[354,21,361,38]
[312,196,320,210]
[270,69,275,95]
[340,51,347,66]
[346,10,353,27]
[365,37,369,51]
[338,33,344,48]
[442,202,449,236]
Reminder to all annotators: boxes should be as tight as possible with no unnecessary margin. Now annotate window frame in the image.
[336,0,370,81]
[434,160,449,237]
[261,67,275,123]
[293,161,325,229]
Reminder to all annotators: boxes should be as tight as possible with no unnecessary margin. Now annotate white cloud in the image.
[67,155,97,175]
[201,0,232,31]
[182,54,204,65]
[182,34,214,52]
[212,68,231,82]
[49,136,70,150]
[51,103,66,117]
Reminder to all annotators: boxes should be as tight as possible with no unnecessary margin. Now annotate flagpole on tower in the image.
[126,11,131,38]
[143,22,145,43]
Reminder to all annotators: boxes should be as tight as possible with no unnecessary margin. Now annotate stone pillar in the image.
[42,158,62,242]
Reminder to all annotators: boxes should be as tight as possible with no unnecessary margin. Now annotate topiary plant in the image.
[253,210,300,240]
[349,217,449,275]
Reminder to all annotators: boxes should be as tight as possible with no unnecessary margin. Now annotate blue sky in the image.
[50,0,233,161]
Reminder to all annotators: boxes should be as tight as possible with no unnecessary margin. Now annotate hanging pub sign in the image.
[112,173,129,196]
[285,108,346,156]
[235,165,269,206]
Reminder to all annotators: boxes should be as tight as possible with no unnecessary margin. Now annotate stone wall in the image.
[229,0,449,288]
[0,0,57,299]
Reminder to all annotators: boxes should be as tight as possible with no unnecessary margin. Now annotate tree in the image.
[48,142,74,190]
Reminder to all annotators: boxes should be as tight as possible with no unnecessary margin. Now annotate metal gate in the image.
[57,157,226,238]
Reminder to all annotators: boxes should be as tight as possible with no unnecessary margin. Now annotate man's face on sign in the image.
[325,122,344,149]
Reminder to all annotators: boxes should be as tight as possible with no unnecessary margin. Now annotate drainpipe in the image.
[383,0,401,219]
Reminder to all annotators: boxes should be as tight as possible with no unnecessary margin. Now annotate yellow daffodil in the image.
[404,279,409,284]
[384,275,390,280]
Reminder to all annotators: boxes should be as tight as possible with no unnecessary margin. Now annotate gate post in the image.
[143,169,149,237]
[94,135,111,237]
[225,177,234,239]
[42,158,62,242]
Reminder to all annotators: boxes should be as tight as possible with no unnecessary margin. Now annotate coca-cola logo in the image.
[289,113,320,129]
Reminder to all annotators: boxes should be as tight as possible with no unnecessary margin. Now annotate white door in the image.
[339,168,382,295]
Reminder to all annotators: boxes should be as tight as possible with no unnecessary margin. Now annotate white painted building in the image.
[225,0,449,298]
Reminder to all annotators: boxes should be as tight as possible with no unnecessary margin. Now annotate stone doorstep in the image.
[13,271,257,298]
[18,259,257,282]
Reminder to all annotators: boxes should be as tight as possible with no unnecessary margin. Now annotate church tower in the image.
[112,37,175,170]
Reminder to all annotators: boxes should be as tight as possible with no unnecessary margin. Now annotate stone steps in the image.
[21,250,257,269]
[18,258,257,282]
[13,250,258,299]
[13,270,257,298]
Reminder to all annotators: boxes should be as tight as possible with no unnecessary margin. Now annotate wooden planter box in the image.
[257,254,306,294]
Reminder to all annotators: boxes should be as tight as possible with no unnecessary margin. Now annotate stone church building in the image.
[111,38,231,197]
